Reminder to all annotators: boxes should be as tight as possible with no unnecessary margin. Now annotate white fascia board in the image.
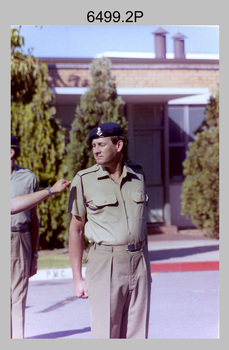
[52,87,209,96]
[168,93,211,105]
[117,87,209,103]
[52,87,210,104]
[51,87,87,95]
[116,87,209,96]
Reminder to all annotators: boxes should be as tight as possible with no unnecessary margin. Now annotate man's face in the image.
[92,137,121,167]
[11,147,16,160]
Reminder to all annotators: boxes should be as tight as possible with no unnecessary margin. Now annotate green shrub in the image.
[181,92,219,238]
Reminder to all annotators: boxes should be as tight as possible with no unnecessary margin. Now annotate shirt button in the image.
[128,231,131,235]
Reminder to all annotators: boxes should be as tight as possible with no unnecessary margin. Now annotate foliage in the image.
[11,27,69,249]
[11,28,40,104]
[181,92,219,238]
[66,57,128,180]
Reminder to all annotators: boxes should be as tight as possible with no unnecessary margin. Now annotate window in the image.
[168,106,206,181]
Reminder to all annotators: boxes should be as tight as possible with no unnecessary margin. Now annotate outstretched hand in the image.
[50,179,71,195]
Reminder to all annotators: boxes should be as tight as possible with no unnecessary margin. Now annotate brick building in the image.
[39,27,219,231]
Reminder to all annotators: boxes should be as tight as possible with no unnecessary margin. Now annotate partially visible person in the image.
[10,135,40,339]
[11,179,71,214]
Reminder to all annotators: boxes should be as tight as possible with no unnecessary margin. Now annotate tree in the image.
[11,27,69,249]
[181,91,219,238]
[66,57,128,181]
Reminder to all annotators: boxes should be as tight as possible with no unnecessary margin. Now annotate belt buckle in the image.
[127,242,141,252]
[127,243,134,251]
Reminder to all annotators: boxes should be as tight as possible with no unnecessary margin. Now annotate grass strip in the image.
[37,249,87,270]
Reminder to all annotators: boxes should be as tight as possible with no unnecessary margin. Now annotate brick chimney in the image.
[172,32,186,59]
[152,27,168,59]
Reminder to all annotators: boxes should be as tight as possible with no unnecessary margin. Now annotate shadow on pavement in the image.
[25,327,91,339]
[149,244,219,262]
[38,296,77,313]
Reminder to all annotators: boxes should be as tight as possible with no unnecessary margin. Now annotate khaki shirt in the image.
[11,164,39,228]
[68,162,148,245]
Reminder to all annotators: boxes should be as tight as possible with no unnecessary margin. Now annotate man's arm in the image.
[29,206,40,277]
[11,179,71,214]
[69,214,88,298]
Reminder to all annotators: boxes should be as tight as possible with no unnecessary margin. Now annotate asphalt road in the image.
[24,270,219,339]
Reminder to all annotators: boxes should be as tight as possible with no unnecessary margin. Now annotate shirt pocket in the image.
[131,190,148,203]
[131,190,148,219]
[86,194,119,223]
[92,194,117,207]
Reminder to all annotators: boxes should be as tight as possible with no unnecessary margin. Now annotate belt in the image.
[11,223,29,233]
[93,239,146,252]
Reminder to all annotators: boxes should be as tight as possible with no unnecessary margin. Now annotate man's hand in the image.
[30,256,38,277]
[74,279,88,299]
[50,179,71,195]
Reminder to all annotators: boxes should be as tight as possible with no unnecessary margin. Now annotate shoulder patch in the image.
[77,164,99,177]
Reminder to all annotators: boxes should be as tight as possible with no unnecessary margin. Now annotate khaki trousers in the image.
[11,231,32,339]
[85,243,151,339]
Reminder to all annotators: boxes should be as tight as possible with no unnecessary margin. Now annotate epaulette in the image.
[77,164,100,177]
[15,165,35,174]
[127,161,143,169]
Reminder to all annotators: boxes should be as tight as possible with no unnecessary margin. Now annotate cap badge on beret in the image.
[96,127,103,137]
[88,122,124,143]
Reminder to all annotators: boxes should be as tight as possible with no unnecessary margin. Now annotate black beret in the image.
[88,122,124,142]
[11,135,20,148]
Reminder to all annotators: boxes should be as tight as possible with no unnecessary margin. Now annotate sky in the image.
[12,25,219,58]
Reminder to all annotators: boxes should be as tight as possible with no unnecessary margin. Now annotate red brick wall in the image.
[113,69,219,93]
[48,64,219,94]
[48,68,90,88]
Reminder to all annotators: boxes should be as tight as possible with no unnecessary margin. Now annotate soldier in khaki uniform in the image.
[11,135,40,339]
[68,123,151,339]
